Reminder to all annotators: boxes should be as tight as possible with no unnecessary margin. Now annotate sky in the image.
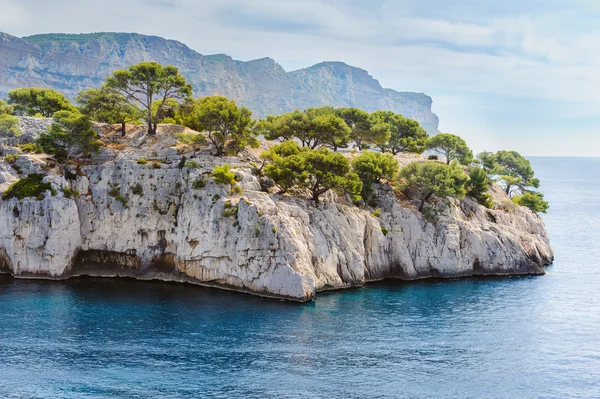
[1,0,599,156]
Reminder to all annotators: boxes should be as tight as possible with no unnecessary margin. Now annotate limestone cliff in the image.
[0,119,553,301]
[0,32,439,131]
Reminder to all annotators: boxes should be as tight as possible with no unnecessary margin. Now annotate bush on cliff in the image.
[261,142,362,203]
[36,111,101,164]
[2,174,53,200]
[467,166,494,208]
[397,161,468,212]
[0,114,21,137]
[513,191,549,214]
[352,151,399,201]
[370,111,428,155]
[212,164,237,185]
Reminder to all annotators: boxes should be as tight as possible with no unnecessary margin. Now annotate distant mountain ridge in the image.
[0,32,439,132]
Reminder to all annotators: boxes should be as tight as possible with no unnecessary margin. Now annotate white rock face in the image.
[0,123,553,301]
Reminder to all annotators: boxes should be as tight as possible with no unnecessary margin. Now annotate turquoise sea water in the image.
[0,157,599,398]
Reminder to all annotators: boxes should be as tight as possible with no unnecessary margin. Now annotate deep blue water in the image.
[1,157,599,399]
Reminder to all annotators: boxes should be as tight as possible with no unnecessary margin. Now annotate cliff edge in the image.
[0,119,553,301]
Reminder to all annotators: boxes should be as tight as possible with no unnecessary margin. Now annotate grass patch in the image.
[2,174,52,200]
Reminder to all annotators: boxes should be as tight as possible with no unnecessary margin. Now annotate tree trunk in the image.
[121,122,126,137]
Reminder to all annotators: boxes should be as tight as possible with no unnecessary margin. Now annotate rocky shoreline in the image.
[0,118,554,302]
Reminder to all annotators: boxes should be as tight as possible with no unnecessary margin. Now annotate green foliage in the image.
[477,151,497,173]
[370,111,428,155]
[381,226,389,236]
[398,161,468,212]
[0,114,21,137]
[493,150,540,197]
[301,148,362,203]
[352,151,399,200]
[212,164,237,185]
[7,88,77,117]
[77,87,141,135]
[17,143,44,153]
[230,184,244,195]
[428,155,439,160]
[182,96,258,156]
[151,98,180,124]
[372,208,381,218]
[131,183,144,196]
[222,201,239,218]
[305,107,351,150]
[259,107,351,151]
[176,131,206,154]
[5,154,18,164]
[137,158,148,165]
[513,191,549,214]
[426,133,473,165]
[262,144,362,203]
[2,174,52,200]
[0,100,14,116]
[184,160,199,169]
[192,178,206,190]
[261,141,308,194]
[467,167,494,208]
[152,162,161,169]
[36,111,101,163]
[334,108,376,150]
[62,186,80,199]
[105,62,192,135]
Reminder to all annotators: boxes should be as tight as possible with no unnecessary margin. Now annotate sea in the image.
[0,157,599,399]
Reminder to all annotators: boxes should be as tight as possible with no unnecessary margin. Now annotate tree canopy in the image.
[36,110,101,164]
[261,142,362,203]
[333,108,375,150]
[105,62,192,135]
[77,87,141,136]
[370,111,428,155]
[426,133,473,165]
[181,96,258,156]
[0,100,14,116]
[467,166,493,208]
[493,150,540,196]
[352,151,399,200]
[7,88,77,117]
[513,191,549,214]
[398,161,468,212]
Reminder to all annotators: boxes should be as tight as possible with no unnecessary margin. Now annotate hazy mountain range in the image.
[0,32,439,132]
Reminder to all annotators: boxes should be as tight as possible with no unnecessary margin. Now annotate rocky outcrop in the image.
[0,32,439,131]
[0,122,553,301]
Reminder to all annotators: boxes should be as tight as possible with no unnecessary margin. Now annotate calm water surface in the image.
[0,157,599,398]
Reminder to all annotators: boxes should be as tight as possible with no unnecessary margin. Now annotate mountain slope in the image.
[0,32,439,131]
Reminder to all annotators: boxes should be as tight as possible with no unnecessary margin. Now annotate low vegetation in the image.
[2,174,53,200]
[0,60,548,215]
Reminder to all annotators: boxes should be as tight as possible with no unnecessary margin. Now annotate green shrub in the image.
[5,154,18,164]
[185,160,200,169]
[152,162,161,169]
[115,195,128,207]
[2,174,52,200]
[137,158,148,165]
[381,226,389,236]
[62,186,80,199]
[0,114,21,137]
[131,183,143,196]
[230,184,243,195]
[192,178,206,190]
[513,191,549,214]
[212,164,236,185]
[428,155,439,160]
[371,208,381,218]
[222,201,238,218]
[18,143,44,153]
